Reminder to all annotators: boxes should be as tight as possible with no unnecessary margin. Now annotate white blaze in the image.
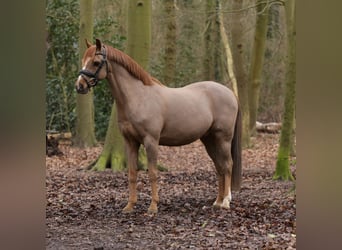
[76,58,90,83]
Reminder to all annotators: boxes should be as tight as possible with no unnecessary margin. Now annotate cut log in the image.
[46,131,72,145]
[256,121,281,134]
[46,131,72,156]
[46,135,63,156]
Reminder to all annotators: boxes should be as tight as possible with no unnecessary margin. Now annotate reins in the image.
[79,45,108,88]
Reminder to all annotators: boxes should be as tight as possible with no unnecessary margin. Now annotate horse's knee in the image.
[149,174,158,183]
[215,162,231,176]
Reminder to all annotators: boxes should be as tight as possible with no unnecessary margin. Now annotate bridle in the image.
[79,45,108,88]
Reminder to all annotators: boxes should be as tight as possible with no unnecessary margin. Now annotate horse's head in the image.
[75,39,108,94]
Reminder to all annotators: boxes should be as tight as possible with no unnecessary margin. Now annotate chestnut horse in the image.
[76,39,242,213]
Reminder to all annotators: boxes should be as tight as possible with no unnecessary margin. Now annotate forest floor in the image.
[46,133,296,249]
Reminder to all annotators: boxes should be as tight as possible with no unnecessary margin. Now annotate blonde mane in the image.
[105,46,163,86]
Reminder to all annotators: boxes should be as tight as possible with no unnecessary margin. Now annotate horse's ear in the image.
[85,39,92,48]
[95,39,102,51]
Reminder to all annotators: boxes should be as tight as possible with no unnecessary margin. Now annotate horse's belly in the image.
[159,117,211,146]
[159,134,202,146]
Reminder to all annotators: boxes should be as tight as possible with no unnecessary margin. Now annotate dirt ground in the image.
[46,133,296,249]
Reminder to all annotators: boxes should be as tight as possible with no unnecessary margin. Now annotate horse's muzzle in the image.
[76,84,89,94]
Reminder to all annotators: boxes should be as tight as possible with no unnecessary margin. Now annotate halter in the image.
[79,45,108,88]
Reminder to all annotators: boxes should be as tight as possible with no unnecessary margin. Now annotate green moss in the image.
[91,155,109,171]
[273,147,294,181]
[110,152,126,171]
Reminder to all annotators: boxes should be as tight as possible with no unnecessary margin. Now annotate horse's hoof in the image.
[220,203,230,209]
[213,199,222,208]
[147,205,158,214]
[213,201,230,210]
[212,204,230,210]
[147,209,158,214]
[122,204,134,213]
[221,197,230,209]
[213,204,222,210]
[213,195,231,209]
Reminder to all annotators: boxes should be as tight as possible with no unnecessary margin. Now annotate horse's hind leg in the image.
[122,140,140,213]
[201,134,233,209]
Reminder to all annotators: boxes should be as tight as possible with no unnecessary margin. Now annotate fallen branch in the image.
[46,131,72,156]
[256,121,281,133]
[46,131,72,145]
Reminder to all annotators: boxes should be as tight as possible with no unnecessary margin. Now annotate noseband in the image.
[79,45,108,88]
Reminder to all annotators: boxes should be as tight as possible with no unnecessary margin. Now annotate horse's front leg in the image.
[144,136,159,213]
[122,140,139,213]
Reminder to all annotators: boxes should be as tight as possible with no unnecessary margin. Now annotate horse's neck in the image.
[107,62,145,112]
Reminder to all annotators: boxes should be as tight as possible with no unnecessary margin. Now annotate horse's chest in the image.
[119,121,140,140]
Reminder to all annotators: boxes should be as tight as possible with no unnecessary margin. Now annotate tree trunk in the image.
[89,103,125,171]
[127,0,152,169]
[231,0,250,147]
[163,0,177,86]
[90,0,152,171]
[217,0,238,96]
[127,0,151,68]
[273,0,295,181]
[203,0,237,95]
[75,0,97,147]
[203,0,218,81]
[248,0,269,135]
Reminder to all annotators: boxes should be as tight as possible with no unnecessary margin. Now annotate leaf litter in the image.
[46,133,296,249]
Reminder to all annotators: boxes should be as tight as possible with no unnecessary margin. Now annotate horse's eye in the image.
[93,61,100,67]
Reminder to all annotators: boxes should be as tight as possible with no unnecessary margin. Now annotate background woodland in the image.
[46,0,288,140]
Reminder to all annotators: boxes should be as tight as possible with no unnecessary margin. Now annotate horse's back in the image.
[184,81,238,113]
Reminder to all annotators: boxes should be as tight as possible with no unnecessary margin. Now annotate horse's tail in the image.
[231,103,242,191]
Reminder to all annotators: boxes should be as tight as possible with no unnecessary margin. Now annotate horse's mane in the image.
[105,45,163,86]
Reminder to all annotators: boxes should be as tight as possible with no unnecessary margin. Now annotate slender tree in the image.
[203,0,237,95]
[75,0,97,147]
[273,0,295,181]
[203,0,219,81]
[217,0,238,95]
[231,0,250,147]
[248,0,269,135]
[162,0,177,86]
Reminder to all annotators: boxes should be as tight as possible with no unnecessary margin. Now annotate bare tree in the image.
[248,0,269,135]
[162,0,177,86]
[75,0,97,147]
[231,0,250,147]
[273,0,295,181]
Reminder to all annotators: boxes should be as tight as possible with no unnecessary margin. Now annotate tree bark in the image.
[127,0,151,68]
[203,0,237,95]
[163,0,177,86]
[248,0,269,135]
[231,0,250,147]
[273,0,295,181]
[217,0,238,96]
[75,0,97,147]
[203,0,218,81]
[89,103,125,171]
